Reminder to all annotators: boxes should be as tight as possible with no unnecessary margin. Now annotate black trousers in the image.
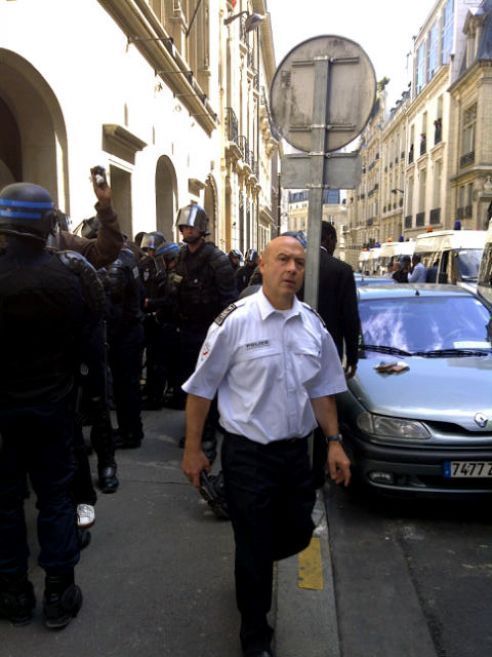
[177,324,219,441]
[109,322,145,441]
[143,317,179,401]
[0,398,79,576]
[222,432,315,652]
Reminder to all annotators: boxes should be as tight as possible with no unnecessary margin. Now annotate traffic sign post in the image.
[270,36,376,308]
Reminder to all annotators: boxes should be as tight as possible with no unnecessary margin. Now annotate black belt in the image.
[224,431,310,447]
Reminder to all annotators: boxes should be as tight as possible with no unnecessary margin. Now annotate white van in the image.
[379,240,415,274]
[414,230,487,284]
[478,223,492,305]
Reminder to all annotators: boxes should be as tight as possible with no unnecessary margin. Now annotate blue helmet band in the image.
[0,197,54,221]
[0,198,54,209]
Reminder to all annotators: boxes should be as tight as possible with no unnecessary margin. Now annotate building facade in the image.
[346,0,491,264]
[0,0,279,251]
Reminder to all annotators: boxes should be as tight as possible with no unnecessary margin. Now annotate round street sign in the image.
[270,35,376,153]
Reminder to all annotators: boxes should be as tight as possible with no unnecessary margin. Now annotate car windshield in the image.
[455,249,482,281]
[360,295,492,354]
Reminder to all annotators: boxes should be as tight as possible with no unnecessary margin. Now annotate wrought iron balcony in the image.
[238,135,249,161]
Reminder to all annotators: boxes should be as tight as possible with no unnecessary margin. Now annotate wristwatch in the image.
[325,433,343,444]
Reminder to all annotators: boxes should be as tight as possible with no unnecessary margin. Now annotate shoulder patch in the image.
[302,302,327,329]
[214,303,238,326]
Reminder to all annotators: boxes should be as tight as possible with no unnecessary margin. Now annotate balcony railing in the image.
[460,151,475,168]
[225,107,239,145]
[430,208,441,225]
[404,215,412,229]
[416,211,425,227]
[238,135,249,161]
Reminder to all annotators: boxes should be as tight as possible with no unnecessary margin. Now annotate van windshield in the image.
[456,249,483,281]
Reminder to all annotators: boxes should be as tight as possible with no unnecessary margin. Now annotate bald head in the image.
[260,236,305,310]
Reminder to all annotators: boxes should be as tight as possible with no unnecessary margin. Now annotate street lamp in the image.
[224,11,265,32]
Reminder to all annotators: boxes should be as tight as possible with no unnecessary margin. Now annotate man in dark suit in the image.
[312,221,360,487]
[317,222,359,377]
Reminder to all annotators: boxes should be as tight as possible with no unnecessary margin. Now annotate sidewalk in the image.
[1,408,340,657]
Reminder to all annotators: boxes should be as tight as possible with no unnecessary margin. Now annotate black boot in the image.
[97,464,119,494]
[0,573,36,626]
[43,573,82,630]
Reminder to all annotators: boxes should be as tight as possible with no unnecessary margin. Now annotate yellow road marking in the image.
[298,537,324,590]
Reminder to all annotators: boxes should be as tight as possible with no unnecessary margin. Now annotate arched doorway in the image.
[0,49,68,208]
[204,174,218,245]
[155,155,178,241]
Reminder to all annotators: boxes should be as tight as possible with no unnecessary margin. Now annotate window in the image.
[441,0,454,65]
[433,160,442,209]
[416,42,426,94]
[407,175,414,216]
[428,21,440,79]
[461,104,477,165]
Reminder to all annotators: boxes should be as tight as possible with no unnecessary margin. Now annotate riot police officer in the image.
[174,204,237,457]
[103,245,146,449]
[143,241,181,408]
[234,248,259,293]
[0,182,103,629]
[140,232,168,409]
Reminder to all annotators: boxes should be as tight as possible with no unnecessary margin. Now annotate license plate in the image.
[443,461,492,478]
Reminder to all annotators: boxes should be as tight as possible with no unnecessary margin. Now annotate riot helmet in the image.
[229,248,243,260]
[245,248,259,265]
[156,241,180,261]
[141,233,159,253]
[0,183,56,242]
[175,203,209,237]
[77,216,100,239]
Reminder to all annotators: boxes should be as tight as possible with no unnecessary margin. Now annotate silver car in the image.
[337,284,492,496]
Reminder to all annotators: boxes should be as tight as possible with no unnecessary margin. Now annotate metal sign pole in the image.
[304,56,330,309]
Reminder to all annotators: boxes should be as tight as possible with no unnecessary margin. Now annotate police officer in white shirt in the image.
[181,236,351,657]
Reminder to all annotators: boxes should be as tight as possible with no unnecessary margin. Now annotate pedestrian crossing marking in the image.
[298,537,324,590]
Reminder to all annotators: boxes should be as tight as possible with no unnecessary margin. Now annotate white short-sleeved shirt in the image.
[182,288,347,445]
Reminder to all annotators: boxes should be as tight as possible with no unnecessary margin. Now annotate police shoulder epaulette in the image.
[214,303,239,326]
[302,302,327,329]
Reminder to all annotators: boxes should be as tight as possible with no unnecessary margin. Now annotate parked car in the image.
[336,284,492,497]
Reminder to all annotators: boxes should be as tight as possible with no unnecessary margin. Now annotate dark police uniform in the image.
[104,246,145,448]
[140,251,170,408]
[174,241,236,443]
[0,245,99,612]
[183,288,347,654]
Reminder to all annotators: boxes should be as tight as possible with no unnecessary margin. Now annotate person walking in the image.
[311,222,360,488]
[0,182,102,629]
[181,235,351,657]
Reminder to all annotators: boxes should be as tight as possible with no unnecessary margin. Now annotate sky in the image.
[267,0,435,108]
